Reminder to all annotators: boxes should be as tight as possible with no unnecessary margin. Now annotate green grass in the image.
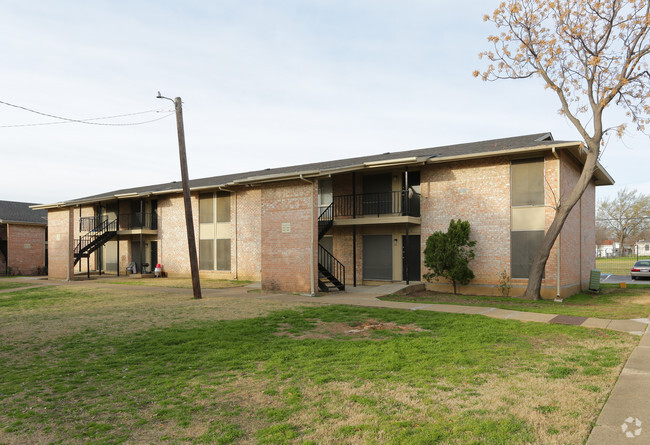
[596,255,650,274]
[381,286,650,319]
[0,281,32,291]
[0,285,638,443]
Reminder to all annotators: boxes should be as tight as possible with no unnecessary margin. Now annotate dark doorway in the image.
[402,235,421,282]
[151,200,158,230]
[363,235,393,280]
[362,173,392,215]
[131,241,142,272]
[150,241,158,268]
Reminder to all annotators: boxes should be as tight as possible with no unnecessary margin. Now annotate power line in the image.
[0,99,175,127]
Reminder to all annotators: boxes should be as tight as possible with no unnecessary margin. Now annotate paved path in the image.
[3,277,650,442]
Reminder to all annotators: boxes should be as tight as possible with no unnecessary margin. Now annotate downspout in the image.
[300,174,316,296]
[553,148,561,299]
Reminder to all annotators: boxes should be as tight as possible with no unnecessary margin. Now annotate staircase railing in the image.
[318,203,333,240]
[318,245,345,290]
[74,217,118,258]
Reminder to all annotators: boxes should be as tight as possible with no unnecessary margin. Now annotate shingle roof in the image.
[0,200,47,224]
[39,132,603,208]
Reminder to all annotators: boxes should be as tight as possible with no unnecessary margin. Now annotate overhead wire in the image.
[0,99,174,127]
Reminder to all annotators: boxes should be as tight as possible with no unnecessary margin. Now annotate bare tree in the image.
[598,188,650,255]
[476,0,650,299]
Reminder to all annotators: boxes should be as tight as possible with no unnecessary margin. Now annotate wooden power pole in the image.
[158,93,202,299]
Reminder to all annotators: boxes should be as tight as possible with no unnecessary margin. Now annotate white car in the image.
[631,260,650,280]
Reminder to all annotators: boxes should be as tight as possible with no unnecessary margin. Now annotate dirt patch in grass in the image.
[274,319,429,340]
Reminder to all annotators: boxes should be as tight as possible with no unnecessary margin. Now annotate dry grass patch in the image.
[96,276,253,289]
[274,318,429,340]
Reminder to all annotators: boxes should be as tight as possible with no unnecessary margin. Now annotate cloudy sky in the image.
[2,0,649,205]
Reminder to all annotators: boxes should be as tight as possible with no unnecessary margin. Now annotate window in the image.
[645,244,649,252]
[199,239,214,270]
[216,192,231,222]
[511,158,544,206]
[216,239,231,270]
[511,158,545,278]
[199,192,232,271]
[199,193,214,223]
[511,231,545,278]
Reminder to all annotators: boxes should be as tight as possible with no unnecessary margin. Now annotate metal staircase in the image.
[73,217,118,267]
[317,203,345,292]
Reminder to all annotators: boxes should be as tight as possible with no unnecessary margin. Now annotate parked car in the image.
[631,260,650,280]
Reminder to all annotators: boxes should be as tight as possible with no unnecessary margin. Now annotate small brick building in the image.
[0,200,47,276]
[36,133,613,298]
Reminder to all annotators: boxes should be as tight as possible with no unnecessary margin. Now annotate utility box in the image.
[589,269,601,291]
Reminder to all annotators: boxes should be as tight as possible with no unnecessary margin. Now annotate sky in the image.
[1,0,649,206]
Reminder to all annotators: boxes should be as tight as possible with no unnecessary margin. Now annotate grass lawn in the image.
[96,277,253,289]
[596,255,650,274]
[0,281,33,291]
[381,285,650,320]
[0,286,638,443]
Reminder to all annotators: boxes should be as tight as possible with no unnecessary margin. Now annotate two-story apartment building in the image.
[35,133,613,298]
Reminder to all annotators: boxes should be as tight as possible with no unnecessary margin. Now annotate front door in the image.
[402,235,421,282]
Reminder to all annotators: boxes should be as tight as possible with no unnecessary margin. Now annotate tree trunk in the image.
[523,149,599,300]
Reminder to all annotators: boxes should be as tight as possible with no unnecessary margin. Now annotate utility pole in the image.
[157,92,202,299]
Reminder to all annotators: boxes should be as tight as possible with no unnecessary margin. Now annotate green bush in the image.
[423,219,476,294]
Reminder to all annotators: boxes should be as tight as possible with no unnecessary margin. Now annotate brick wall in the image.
[48,208,73,279]
[234,186,262,280]
[581,176,596,290]
[158,193,198,276]
[6,224,46,276]
[559,152,596,295]
[261,180,317,293]
[420,157,512,289]
[560,154,582,289]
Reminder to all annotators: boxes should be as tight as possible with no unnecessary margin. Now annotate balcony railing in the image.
[118,212,158,230]
[332,190,420,218]
[80,215,108,232]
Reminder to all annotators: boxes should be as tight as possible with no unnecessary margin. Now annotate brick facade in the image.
[261,180,317,293]
[3,224,46,276]
[48,208,74,280]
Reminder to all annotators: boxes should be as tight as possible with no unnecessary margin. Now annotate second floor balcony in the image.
[332,190,420,218]
[80,212,158,235]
